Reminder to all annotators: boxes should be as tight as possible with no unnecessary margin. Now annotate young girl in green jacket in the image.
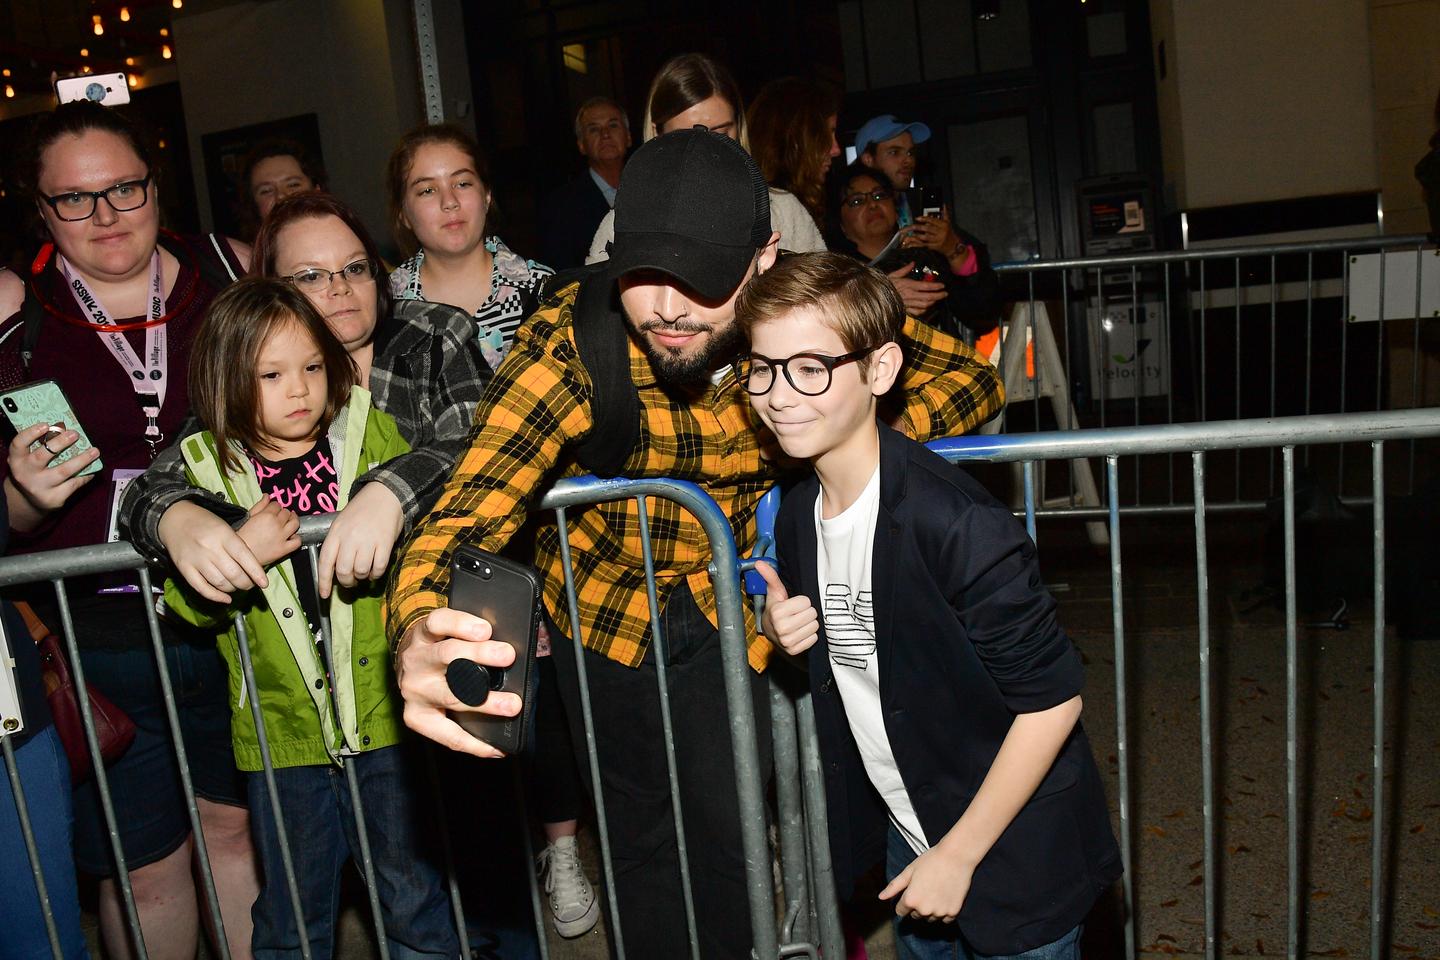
[163,278,457,958]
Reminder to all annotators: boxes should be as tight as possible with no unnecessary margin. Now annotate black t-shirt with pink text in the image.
[246,437,337,633]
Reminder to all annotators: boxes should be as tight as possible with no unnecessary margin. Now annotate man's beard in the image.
[628,316,746,389]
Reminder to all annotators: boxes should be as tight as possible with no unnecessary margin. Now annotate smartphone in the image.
[55,74,131,106]
[0,380,103,477]
[446,546,541,755]
[920,187,944,219]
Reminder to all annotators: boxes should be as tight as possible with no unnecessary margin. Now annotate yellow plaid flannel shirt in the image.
[386,281,1004,671]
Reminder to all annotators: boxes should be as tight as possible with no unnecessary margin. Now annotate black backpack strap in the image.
[19,283,46,373]
[568,265,641,478]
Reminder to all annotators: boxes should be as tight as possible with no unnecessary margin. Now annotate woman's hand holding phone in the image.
[4,421,102,532]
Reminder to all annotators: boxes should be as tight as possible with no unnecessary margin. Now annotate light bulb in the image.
[162,44,172,59]
[120,7,130,20]
[80,48,89,57]
[4,85,14,99]
[127,74,137,87]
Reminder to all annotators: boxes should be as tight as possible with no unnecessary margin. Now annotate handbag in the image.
[16,601,136,784]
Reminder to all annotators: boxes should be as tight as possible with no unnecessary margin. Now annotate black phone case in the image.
[447,545,542,755]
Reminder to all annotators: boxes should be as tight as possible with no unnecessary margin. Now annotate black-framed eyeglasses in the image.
[841,188,893,209]
[40,176,151,222]
[280,259,382,290]
[736,348,875,397]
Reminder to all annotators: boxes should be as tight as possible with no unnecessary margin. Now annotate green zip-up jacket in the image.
[162,389,411,770]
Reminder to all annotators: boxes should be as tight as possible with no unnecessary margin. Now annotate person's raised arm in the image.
[893,315,1004,441]
[386,294,595,755]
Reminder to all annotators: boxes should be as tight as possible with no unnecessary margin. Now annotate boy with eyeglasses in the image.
[739,252,1120,960]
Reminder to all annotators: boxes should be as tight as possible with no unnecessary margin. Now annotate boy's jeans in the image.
[247,744,457,960]
[885,823,1083,960]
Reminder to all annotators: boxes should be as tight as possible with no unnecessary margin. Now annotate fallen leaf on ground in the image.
[1147,825,1168,838]
[1237,789,1257,796]
[1261,715,1276,724]
[1164,810,1187,819]
[1242,676,1257,682]
[1312,890,1333,898]
[1316,949,1349,957]
[1255,686,1268,695]
[1262,813,1282,820]
[1353,788,1364,800]
[1424,907,1438,918]
[1229,844,1251,853]
[1251,912,1271,919]
[1415,923,1438,931]
[1318,690,1330,700]
[1256,939,1266,955]
[1409,823,1424,834]
[1157,934,1177,942]
[1241,775,1256,783]
[1161,899,1179,907]
[1180,918,1204,925]
[1392,945,1417,954]
[1188,859,1203,870]
[1188,876,1204,885]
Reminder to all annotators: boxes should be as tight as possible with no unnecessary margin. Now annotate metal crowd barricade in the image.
[989,234,1438,516]
[0,475,839,960]
[922,406,1440,960]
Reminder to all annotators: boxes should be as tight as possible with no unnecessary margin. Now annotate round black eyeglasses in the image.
[735,348,876,397]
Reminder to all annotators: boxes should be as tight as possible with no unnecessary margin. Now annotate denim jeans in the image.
[247,744,457,960]
[886,823,1083,960]
[0,725,92,960]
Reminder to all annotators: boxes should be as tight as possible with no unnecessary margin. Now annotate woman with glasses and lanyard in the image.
[831,161,1000,340]
[0,100,257,960]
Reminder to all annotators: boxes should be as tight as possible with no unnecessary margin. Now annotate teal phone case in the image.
[0,380,104,477]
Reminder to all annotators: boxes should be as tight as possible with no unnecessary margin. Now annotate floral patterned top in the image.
[389,236,554,369]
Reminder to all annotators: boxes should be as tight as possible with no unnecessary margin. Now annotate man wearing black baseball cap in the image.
[388,128,1004,958]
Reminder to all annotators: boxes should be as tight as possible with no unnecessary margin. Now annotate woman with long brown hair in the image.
[585,53,827,262]
[746,77,842,231]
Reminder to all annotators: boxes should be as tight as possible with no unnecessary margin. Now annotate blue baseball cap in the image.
[853,115,931,155]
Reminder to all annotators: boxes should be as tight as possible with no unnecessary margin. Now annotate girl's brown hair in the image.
[747,78,839,229]
[642,53,750,150]
[385,124,492,260]
[189,277,357,473]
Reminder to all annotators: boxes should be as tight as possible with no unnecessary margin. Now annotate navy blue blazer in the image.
[773,423,1122,955]
[538,171,612,272]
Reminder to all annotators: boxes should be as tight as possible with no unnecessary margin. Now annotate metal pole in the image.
[1369,441,1386,960]
[304,544,390,960]
[1193,453,1216,960]
[2,733,65,960]
[794,692,845,959]
[511,763,552,960]
[52,579,148,960]
[424,747,472,959]
[1108,457,1135,960]
[1283,446,1298,960]
[137,567,230,960]
[233,614,314,960]
[553,506,626,959]
[634,495,702,959]
[410,0,445,124]
[770,676,811,947]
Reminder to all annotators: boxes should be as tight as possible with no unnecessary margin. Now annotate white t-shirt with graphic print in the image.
[815,467,929,855]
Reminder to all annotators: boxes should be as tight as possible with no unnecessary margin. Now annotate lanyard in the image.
[58,251,168,457]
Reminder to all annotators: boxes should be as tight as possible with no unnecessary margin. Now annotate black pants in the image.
[526,655,583,825]
[547,582,773,960]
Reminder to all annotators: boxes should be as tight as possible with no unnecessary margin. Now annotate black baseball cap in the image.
[609,127,773,301]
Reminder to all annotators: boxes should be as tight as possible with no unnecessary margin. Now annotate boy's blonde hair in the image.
[734,251,904,377]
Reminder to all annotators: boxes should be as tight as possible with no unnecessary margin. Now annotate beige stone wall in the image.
[1149,0,1380,211]
[1371,0,1440,236]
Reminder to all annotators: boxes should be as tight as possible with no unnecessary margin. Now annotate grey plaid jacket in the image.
[118,299,492,564]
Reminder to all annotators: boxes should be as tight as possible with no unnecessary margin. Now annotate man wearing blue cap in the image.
[855,114,932,228]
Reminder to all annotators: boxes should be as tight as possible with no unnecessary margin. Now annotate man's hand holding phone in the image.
[396,607,520,759]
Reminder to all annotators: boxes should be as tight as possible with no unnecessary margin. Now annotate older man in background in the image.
[539,96,633,271]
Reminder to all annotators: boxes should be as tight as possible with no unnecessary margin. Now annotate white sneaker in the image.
[537,835,599,938]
